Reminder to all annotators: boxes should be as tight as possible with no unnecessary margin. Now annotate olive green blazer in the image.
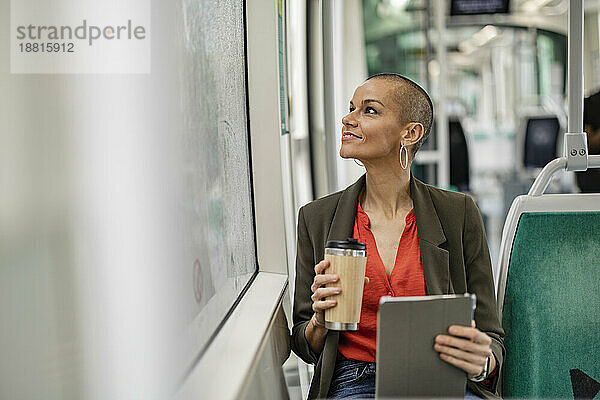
[291,174,505,399]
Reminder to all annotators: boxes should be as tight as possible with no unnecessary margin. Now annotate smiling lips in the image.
[342,131,362,141]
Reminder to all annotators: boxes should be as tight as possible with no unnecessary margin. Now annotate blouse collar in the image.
[356,201,415,229]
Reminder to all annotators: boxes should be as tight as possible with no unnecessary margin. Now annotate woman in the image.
[290,73,504,399]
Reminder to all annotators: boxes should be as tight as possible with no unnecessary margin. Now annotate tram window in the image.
[523,117,560,168]
[182,0,257,364]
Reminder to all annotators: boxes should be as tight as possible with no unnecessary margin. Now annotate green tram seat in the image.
[496,194,600,398]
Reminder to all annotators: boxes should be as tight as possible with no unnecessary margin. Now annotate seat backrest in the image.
[497,195,600,398]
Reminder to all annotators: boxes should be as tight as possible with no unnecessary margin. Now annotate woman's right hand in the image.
[310,259,369,328]
[310,259,341,328]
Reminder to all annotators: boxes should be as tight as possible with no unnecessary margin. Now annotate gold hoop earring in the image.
[400,145,408,170]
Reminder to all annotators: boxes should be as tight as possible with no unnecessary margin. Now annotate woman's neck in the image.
[361,163,412,220]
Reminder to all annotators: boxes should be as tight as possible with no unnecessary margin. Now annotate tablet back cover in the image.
[375,294,475,398]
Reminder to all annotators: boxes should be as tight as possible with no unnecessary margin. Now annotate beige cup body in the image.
[324,249,367,330]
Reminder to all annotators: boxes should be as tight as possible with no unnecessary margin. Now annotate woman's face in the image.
[340,79,406,163]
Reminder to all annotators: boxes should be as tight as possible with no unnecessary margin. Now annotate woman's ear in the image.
[401,122,424,146]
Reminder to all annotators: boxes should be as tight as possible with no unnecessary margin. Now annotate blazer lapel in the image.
[410,176,450,295]
[326,174,366,243]
[320,176,366,396]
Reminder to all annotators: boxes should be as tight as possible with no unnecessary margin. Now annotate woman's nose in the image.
[342,112,357,127]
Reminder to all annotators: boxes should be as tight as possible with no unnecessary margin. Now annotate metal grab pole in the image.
[529,155,600,196]
[528,157,568,196]
[532,0,586,193]
[434,0,450,189]
[568,0,584,135]
[564,0,588,171]
[322,0,339,192]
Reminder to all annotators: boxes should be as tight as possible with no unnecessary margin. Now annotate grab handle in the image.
[529,155,600,196]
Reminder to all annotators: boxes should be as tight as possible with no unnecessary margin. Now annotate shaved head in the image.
[366,73,434,156]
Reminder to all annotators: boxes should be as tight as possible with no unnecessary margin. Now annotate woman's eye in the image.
[365,107,377,115]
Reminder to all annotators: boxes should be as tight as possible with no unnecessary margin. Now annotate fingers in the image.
[312,298,337,313]
[434,325,494,375]
[310,273,339,293]
[438,353,485,376]
[434,324,493,376]
[435,334,493,357]
[434,343,487,367]
[314,259,330,275]
[311,286,342,313]
[311,287,341,303]
[311,288,338,313]
[447,325,492,346]
[311,259,340,314]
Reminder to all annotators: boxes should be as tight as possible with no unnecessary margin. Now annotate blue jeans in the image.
[327,356,481,399]
[328,357,376,399]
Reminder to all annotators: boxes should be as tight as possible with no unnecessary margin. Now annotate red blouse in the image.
[338,202,427,362]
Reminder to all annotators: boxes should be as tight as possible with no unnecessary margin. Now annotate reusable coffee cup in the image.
[324,238,367,331]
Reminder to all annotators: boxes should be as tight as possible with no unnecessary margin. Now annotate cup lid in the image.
[326,238,366,250]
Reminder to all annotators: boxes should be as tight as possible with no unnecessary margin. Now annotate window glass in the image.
[181,0,256,364]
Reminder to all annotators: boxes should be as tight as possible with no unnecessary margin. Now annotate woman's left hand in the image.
[434,321,496,379]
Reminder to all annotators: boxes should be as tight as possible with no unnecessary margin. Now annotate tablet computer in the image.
[376,293,476,398]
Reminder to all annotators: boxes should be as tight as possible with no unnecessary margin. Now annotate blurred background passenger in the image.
[575,91,600,192]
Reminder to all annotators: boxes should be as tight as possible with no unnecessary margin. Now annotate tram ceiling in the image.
[362,0,591,41]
